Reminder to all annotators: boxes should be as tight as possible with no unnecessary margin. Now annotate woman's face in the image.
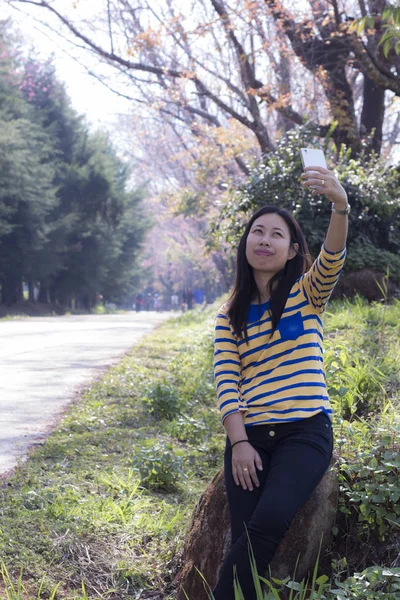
[245,213,298,274]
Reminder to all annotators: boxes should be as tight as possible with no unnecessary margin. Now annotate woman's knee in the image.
[246,509,289,549]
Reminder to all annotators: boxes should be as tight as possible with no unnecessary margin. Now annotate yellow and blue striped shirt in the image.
[214,244,346,426]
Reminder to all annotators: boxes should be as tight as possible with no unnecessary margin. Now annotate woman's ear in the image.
[288,242,299,260]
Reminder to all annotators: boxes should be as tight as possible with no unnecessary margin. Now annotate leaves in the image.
[338,431,400,542]
[350,5,400,57]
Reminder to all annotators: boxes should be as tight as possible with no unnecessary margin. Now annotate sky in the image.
[3,0,132,134]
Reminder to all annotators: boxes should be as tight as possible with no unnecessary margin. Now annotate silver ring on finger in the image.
[321,179,325,186]
[243,467,248,471]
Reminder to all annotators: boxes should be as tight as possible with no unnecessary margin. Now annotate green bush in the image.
[328,566,400,599]
[324,342,387,419]
[166,415,208,444]
[337,425,400,542]
[214,124,400,281]
[263,566,400,599]
[345,240,400,280]
[131,441,186,491]
[142,382,181,420]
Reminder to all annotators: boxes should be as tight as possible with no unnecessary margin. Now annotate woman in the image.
[213,166,349,599]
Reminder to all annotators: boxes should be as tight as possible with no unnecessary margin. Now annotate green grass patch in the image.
[0,304,223,599]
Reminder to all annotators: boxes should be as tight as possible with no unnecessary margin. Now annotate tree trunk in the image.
[49,285,57,304]
[322,63,362,154]
[1,276,23,306]
[360,74,386,155]
[276,49,295,136]
[38,283,50,304]
[211,252,235,291]
[28,281,35,303]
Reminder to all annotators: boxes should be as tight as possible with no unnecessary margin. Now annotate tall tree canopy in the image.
[0,21,148,307]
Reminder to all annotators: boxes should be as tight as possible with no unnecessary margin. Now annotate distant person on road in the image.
[193,289,205,305]
[171,293,179,311]
[212,166,349,599]
[181,289,187,313]
[183,287,193,310]
[135,294,143,312]
[154,293,161,312]
[186,288,194,310]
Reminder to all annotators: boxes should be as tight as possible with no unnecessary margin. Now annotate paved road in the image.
[0,312,171,475]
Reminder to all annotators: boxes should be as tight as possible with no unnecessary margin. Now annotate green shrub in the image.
[142,383,181,420]
[208,538,400,600]
[329,566,400,599]
[345,240,400,280]
[337,425,400,542]
[223,548,400,600]
[166,415,208,444]
[131,441,186,491]
[324,342,387,419]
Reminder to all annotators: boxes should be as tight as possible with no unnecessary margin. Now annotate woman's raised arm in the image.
[301,165,348,254]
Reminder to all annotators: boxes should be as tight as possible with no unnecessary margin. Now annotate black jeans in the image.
[212,412,333,600]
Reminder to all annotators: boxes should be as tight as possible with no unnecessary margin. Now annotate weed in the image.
[165,415,208,444]
[142,382,182,420]
[0,563,60,600]
[131,440,187,491]
[337,420,400,542]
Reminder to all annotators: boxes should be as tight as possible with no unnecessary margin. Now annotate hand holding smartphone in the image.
[300,148,328,191]
[300,147,349,209]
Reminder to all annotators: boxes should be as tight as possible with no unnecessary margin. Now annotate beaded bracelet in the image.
[231,439,250,449]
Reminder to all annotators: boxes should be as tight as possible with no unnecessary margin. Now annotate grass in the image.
[0,304,222,599]
[0,298,399,599]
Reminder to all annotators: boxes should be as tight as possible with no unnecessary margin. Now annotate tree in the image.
[49,132,149,308]
[0,24,58,304]
[140,208,229,304]
[6,0,400,164]
[0,25,149,308]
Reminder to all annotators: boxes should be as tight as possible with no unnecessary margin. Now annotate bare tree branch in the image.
[264,0,362,151]
[107,0,114,54]
[7,0,399,161]
[209,0,274,152]
[8,0,184,77]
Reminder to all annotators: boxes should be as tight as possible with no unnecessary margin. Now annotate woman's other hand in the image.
[232,442,263,491]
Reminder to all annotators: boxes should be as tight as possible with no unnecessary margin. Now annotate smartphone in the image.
[300,148,327,170]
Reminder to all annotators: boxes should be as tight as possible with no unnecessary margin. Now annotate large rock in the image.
[331,269,399,301]
[177,463,338,600]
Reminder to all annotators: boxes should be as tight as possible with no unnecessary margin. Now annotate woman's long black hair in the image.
[227,206,311,342]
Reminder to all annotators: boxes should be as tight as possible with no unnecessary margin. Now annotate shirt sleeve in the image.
[214,306,247,423]
[299,244,346,314]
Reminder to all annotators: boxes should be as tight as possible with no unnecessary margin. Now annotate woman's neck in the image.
[252,270,272,304]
